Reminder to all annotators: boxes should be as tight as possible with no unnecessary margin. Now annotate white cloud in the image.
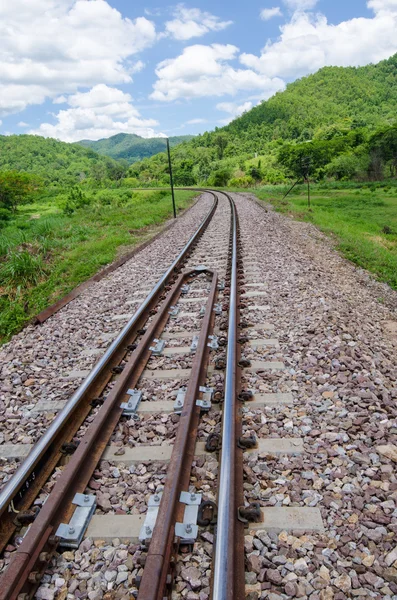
[241,2,397,79]
[186,118,207,124]
[368,0,397,11]
[151,44,285,102]
[283,0,318,10]
[217,101,253,115]
[29,84,163,142]
[216,100,253,125]
[54,96,68,105]
[164,4,232,40]
[0,1,156,116]
[260,7,283,21]
[17,122,29,127]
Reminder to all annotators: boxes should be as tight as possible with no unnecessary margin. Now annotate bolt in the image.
[84,495,90,502]
[185,524,192,534]
[39,552,50,562]
[190,493,196,501]
[177,400,182,406]
[68,526,75,534]
[154,494,160,503]
[145,525,152,535]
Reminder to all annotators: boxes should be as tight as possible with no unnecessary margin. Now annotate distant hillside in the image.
[130,53,397,186]
[222,53,397,150]
[77,133,194,164]
[0,134,121,185]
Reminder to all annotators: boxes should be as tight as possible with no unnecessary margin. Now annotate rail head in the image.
[212,192,242,600]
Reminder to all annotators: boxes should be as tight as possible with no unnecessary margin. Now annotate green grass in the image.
[0,188,198,343]
[234,183,397,291]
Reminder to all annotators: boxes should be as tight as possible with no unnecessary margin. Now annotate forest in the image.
[77,133,193,164]
[129,53,397,188]
[0,134,126,186]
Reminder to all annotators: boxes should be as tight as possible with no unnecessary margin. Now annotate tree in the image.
[326,153,362,180]
[214,133,229,160]
[209,168,232,187]
[370,125,397,176]
[248,165,262,182]
[106,158,128,181]
[0,171,41,213]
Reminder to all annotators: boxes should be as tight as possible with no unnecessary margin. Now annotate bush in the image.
[63,186,90,215]
[208,168,232,187]
[0,207,12,226]
[96,191,114,205]
[229,176,254,188]
[326,153,362,180]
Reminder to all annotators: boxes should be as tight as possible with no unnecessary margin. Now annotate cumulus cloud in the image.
[151,44,285,102]
[0,0,156,116]
[260,7,283,20]
[241,2,397,79]
[29,84,163,142]
[164,4,232,40]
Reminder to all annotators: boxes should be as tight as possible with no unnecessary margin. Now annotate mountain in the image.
[0,134,122,185]
[77,133,194,164]
[222,53,397,150]
[129,53,397,186]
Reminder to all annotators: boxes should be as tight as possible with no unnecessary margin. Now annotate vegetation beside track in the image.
[0,189,198,344]
[240,183,397,291]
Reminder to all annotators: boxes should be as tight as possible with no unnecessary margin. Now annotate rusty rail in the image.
[0,194,217,555]
[137,269,218,599]
[0,266,217,600]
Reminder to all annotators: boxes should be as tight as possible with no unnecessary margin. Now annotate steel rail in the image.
[212,192,242,599]
[137,268,218,600]
[0,266,214,600]
[0,193,218,523]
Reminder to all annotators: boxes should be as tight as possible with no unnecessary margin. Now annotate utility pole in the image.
[166,138,176,219]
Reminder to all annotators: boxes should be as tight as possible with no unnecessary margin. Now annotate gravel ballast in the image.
[1,191,397,599]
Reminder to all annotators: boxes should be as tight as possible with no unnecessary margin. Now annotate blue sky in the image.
[0,0,396,142]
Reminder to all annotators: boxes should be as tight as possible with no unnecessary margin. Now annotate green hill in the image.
[129,53,397,186]
[77,133,194,164]
[223,53,397,149]
[0,134,123,186]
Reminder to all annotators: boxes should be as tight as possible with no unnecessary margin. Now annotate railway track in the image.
[0,190,248,599]
[1,190,396,600]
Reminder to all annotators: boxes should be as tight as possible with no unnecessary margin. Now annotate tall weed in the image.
[0,251,45,289]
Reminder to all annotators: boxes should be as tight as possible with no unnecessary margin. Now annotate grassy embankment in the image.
[0,189,198,343]
[236,182,397,292]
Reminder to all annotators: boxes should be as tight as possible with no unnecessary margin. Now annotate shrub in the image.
[326,153,362,180]
[208,168,232,187]
[229,176,254,188]
[0,208,12,229]
[96,191,114,205]
[63,186,90,215]
[0,207,11,222]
